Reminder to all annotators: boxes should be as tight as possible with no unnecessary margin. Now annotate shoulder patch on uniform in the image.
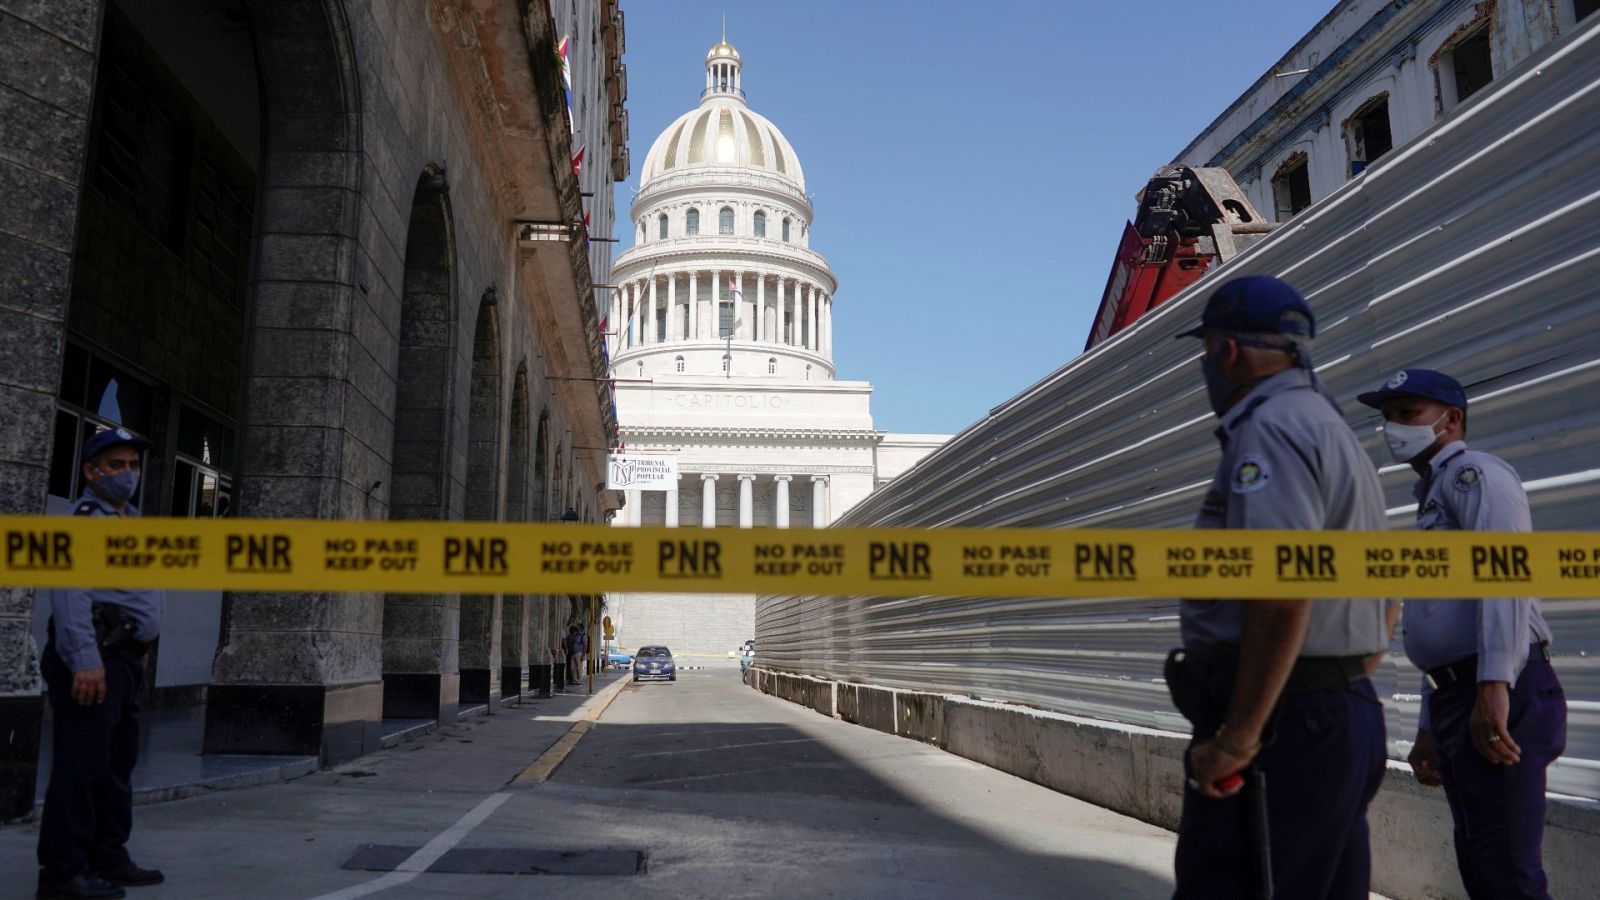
[1231,453,1272,494]
[72,501,100,516]
[1453,464,1482,492]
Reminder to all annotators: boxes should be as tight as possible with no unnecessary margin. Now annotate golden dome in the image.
[707,41,740,60]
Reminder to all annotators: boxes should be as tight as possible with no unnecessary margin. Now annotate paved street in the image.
[2,666,1179,898]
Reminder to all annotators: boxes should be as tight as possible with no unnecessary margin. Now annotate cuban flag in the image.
[726,276,741,299]
[557,34,574,134]
[571,143,585,178]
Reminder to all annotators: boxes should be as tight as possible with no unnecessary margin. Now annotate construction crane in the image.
[1083,166,1276,351]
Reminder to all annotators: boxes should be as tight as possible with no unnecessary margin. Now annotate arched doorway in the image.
[500,366,531,697]
[377,167,462,722]
[459,290,504,707]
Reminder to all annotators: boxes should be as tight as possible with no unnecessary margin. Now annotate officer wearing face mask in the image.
[37,429,165,900]
[1168,275,1391,900]
[1358,369,1563,900]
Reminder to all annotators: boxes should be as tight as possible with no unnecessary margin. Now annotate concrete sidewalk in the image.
[1,675,625,897]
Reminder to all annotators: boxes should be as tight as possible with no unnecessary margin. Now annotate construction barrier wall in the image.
[756,20,1600,801]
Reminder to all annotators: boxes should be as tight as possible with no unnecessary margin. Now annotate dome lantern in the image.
[704,28,745,105]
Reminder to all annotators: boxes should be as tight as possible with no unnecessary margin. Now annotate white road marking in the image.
[308,791,511,899]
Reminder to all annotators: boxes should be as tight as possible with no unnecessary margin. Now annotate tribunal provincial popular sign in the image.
[5,516,1600,600]
[606,454,678,491]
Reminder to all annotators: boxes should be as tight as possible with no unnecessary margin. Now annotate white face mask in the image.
[1383,412,1447,463]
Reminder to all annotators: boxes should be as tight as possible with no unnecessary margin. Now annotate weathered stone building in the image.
[0,0,629,819]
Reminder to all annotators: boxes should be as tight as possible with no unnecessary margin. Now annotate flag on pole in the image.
[571,144,585,178]
[557,34,575,134]
[726,276,741,299]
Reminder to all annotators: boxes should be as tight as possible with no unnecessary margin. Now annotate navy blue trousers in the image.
[1174,680,1386,900]
[37,641,143,883]
[1430,658,1566,900]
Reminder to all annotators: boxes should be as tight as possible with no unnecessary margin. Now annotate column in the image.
[799,284,809,350]
[627,282,639,347]
[647,276,659,344]
[713,269,723,338]
[626,489,641,526]
[664,482,679,527]
[774,475,791,528]
[823,294,831,356]
[755,274,765,342]
[666,274,678,341]
[809,287,820,351]
[689,271,700,340]
[700,474,719,527]
[811,476,828,527]
[777,279,789,345]
[738,474,755,528]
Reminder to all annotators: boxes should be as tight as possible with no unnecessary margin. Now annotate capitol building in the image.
[605,38,947,652]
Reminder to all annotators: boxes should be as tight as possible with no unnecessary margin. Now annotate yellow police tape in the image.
[5,515,1600,600]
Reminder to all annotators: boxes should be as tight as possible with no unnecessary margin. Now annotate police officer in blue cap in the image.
[37,428,165,899]
[1169,275,1392,899]
[1358,369,1564,900]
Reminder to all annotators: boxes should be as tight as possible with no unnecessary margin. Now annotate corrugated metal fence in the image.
[757,21,1600,798]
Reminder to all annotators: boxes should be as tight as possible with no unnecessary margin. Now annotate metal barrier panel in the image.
[756,22,1600,798]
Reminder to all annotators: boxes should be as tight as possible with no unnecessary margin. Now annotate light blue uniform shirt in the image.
[1402,440,1551,727]
[1182,367,1390,656]
[50,491,165,672]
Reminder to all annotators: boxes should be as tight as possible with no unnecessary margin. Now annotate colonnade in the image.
[624,473,829,528]
[610,270,831,356]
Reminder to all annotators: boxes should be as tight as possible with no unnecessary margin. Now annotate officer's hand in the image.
[71,667,107,706]
[1407,728,1444,787]
[1188,740,1248,799]
[1471,681,1521,765]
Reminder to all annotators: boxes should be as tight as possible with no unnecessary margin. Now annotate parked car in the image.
[728,638,754,658]
[632,645,676,682]
[607,648,634,668]
[740,649,755,682]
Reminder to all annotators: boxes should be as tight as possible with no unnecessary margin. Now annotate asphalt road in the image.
[1,667,1180,898]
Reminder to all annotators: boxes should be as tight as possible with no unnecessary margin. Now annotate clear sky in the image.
[612,0,1331,434]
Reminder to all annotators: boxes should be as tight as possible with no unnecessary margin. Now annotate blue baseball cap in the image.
[1357,368,1468,411]
[1175,275,1317,340]
[82,426,152,462]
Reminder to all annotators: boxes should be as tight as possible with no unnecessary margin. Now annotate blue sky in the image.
[613,1,1330,434]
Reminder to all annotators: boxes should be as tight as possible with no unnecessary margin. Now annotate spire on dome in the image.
[703,21,745,105]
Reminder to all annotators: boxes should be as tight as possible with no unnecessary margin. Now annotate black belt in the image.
[1424,641,1551,691]
[1283,654,1369,694]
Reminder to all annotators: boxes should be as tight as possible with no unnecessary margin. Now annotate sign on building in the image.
[606,454,679,491]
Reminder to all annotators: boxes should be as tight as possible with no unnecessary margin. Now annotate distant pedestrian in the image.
[565,625,581,684]
[38,429,167,899]
[1167,276,1393,899]
[1359,368,1565,899]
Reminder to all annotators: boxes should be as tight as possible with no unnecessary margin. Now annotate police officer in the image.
[37,428,165,900]
[1169,276,1391,899]
[1357,368,1565,899]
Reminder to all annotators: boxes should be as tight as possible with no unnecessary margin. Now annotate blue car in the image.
[607,648,634,668]
[632,645,676,682]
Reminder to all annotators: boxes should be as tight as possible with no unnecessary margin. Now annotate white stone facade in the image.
[606,39,946,653]
[1173,0,1591,223]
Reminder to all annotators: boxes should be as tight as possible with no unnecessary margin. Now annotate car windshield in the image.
[636,647,671,658]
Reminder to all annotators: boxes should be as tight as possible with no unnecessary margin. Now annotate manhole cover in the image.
[342,845,646,876]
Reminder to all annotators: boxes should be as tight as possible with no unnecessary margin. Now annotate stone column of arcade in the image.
[205,32,401,765]
[701,474,719,526]
[774,475,792,528]
[738,474,756,528]
[811,476,829,527]
[665,479,680,526]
